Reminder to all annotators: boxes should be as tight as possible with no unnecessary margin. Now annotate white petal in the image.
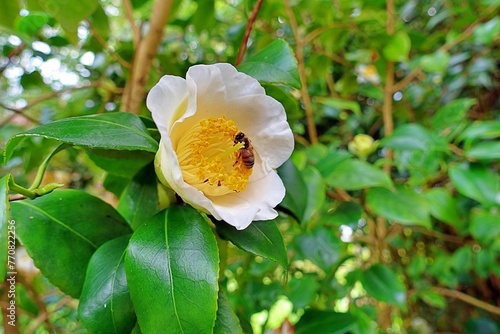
[147,75,187,134]
[209,171,285,230]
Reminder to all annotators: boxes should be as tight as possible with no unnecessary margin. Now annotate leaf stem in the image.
[28,143,67,191]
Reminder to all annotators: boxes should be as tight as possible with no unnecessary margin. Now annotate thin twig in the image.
[432,287,500,316]
[0,104,40,124]
[123,0,142,48]
[283,0,318,144]
[391,4,498,93]
[87,21,132,70]
[235,0,264,66]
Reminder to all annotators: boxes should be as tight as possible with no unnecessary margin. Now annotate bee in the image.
[234,132,254,169]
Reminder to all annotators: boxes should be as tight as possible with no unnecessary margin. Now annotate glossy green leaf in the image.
[470,209,500,245]
[117,164,159,230]
[431,98,476,139]
[366,187,431,228]
[125,206,219,334]
[0,175,10,279]
[380,124,448,152]
[39,0,100,44]
[325,159,393,190]
[465,141,500,160]
[87,149,154,179]
[449,163,500,206]
[79,235,136,334]
[10,189,132,297]
[315,97,361,116]
[238,39,302,89]
[4,112,158,163]
[295,310,357,334]
[216,220,287,269]
[458,121,500,143]
[15,12,50,36]
[0,0,20,29]
[286,274,320,309]
[360,264,406,307]
[420,50,451,74]
[294,226,341,272]
[424,188,464,231]
[383,31,411,62]
[302,166,325,223]
[214,288,243,334]
[419,288,446,309]
[278,159,307,222]
[330,202,363,227]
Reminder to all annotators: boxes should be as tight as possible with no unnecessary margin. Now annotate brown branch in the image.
[235,0,264,66]
[432,287,500,316]
[87,21,132,71]
[0,43,25,76]
[8,194,27,202]
[283,0,318,144]
[121,0,174,114]
[123,0,141,48]
[0,104,40,124]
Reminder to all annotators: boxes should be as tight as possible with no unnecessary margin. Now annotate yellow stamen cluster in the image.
[175,116,253,196]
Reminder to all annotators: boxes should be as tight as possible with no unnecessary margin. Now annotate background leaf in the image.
[10,190,132,297]
[295,310,357,334]
[0,175,10,279]
[214,288,243,334]
[278,159,308,222]
[125,206,219,334]
[325,159,393,190]
[449,163,500,206]
[360,264,406,307]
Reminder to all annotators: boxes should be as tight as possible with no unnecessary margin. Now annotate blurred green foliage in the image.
[1,0,499,333]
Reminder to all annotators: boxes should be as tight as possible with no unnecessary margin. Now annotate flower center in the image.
[175,116,253,196]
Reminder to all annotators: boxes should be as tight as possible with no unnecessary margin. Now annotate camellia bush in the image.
[1,0,499,333]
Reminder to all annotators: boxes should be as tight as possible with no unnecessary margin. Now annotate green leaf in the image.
[216,220,287,269]
[295,310,357,334]
[86,149,154,179]
[278,159,308,222]
[465,141,500,161]
[15,12,50,36]
[302,166,325,223]
[366,187,431,228]
[470,209,500,245]
[213,288,243,334]
[431,98,476,139]
[419,288,446,309]
[315,97,361,116]
[0,0,20,29]
[380,124,448,152]
[315,150,352,178]
[5,113,158,163]
[10,189,132,297]
[79,235,136,334]
[0,175,10,279]
[449,163,500,206]
[473,17,500,45]
[383,31,411,62]
[424,188,464,231]
[420,50,451,74]
[458,121,500,143]
[325,159,393,190]
[125,206,218,334]
[39,0,100,44]
[294,226,341,272]
[238,39,302,89]
[360,264,406,307]
[117,164,159,230]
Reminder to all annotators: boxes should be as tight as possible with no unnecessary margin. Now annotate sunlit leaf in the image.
[238,39,301,89]
[325,159,393,190]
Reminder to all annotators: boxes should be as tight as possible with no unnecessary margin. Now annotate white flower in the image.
[147,63,294,230]
[355,64,381,85]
